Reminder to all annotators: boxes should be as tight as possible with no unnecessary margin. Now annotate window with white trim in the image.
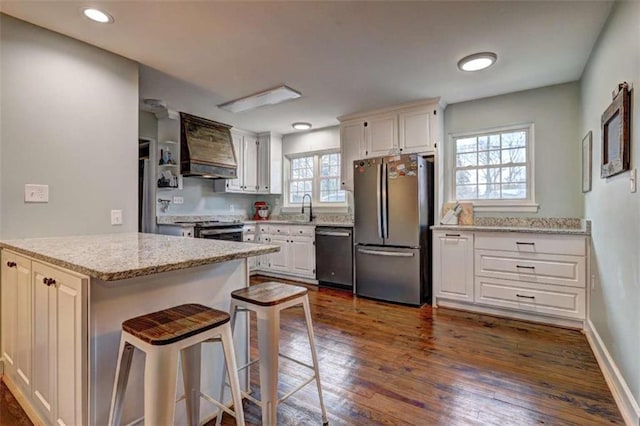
[452,124,535,208]
[287,152,346,205]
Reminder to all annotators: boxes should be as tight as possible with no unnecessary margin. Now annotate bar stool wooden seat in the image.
[216,282,328,425]
[108,303,245,426]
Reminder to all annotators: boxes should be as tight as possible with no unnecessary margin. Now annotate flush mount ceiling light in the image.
[218,85,302,113]
[457,52,497,72]
[292,122,312,131]
[82,7,114,23]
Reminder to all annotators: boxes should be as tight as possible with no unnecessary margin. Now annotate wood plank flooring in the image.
[0,275,623,425]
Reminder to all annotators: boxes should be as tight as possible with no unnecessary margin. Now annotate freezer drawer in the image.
[316,227,353,288]
[355,246,421,305]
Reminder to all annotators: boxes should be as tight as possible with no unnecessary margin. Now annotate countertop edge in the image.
[0,243,280,282]
[430,225,590,236]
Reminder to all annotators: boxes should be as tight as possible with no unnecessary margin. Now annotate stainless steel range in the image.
[175,221,244,241]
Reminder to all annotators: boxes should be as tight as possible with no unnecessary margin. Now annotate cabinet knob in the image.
[6,261,17,268]
[226,183,229,188]
[42,277,56,286]
[299,230,303,234]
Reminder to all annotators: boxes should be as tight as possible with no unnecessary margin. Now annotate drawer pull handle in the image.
[516,265,536,270]
[516,242,535,246]
[445,233,461,237]
[516,294,535,299]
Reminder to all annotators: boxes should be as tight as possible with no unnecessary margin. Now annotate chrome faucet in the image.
[301,193,315,222]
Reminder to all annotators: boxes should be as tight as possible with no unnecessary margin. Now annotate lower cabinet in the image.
[433,232,474,302]
[1,250,87,425]
[256,225,316,279]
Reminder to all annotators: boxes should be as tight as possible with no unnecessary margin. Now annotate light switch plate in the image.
[111,210,123,225]
[25,184,49,203]
[630,168,637,193]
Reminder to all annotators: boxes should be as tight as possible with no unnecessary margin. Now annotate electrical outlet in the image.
[172,196,184,204]
[630,168,637,193]
[24,184,49,203]
[111,210,123,225]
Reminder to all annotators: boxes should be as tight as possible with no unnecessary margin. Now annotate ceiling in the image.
[1,1,613,135]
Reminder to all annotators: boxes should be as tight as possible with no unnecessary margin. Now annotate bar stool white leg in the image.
[257,307,280,426]
[181,342,202,426]
[144,346,180,426]
[302,296,329,425]
[215,301,240,426]
[220,323,246,426]
[108,338,135,426]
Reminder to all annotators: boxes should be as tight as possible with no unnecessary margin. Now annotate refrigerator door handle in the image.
[357,248,415,258]
[377,163,383,239]
[382,162,389,239]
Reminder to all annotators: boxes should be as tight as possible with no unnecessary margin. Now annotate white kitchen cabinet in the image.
[1,251,33,393]
[289,236,316,277]
[243,134,258,193]
[267,234,290,273]
[255,225,316,280]
[340,120,365,191]
[257,132,283,194]
[32,261,86,426]
[433,231,474,302]
[399,106,434,153]
[243,225,258,271]
[365,113,398,158]
[226,132,244,192]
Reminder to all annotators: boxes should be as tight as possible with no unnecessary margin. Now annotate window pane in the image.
[456,185,477,200]
[477,167,501,184]
[502,131,526,148]
[478,136,489,151]
[478,150,501,166]
[477,184,500,199]
[501,166,526,183]
[456,137,477,153]
[489,134,501,149]
[501,183,527,199]
[456,152,477,167]
[456,170,477,185]
[501,148,526,164]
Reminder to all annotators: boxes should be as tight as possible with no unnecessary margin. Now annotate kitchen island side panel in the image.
[88,259,249,425]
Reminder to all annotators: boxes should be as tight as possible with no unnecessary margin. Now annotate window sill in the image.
[451,201,539,213]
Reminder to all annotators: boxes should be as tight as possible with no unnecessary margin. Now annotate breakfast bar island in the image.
[0,233,278,426]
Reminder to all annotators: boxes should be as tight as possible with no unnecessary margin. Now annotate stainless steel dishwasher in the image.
[315,226,353,290]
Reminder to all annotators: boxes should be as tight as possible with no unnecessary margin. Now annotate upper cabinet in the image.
[338,99,442,191]
[215,129,282,194]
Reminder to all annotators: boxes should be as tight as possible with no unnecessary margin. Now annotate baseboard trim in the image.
[585,319,640,426]
[3,374,46,426]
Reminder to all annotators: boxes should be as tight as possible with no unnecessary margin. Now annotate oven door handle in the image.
[198,229,243,236]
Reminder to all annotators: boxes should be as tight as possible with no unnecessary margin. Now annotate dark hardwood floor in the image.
[0,275,623,425]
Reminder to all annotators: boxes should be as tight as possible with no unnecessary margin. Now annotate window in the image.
[451,124,536,211]
[287,152,346,205]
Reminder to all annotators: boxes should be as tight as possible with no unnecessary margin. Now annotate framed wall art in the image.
[601,82,631,178]
[582,131,592,193]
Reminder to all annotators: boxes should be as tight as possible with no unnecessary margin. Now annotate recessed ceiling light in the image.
[82,8,114,24]
[292,122,312,131]
[218,85,302,113]
[457,52,497,72]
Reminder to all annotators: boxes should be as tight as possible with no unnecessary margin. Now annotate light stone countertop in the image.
[0,233,279,281]
[244,220,354,228]
[431,224,590,236]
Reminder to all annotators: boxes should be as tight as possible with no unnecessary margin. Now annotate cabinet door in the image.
[365,114,398,158]
[227,133,244,192]
[32,263,56,420]
[1,251,32,392]
[399,107,433,154]
[243,135,258,193]
[340,120,365,191]
[257,136,271,193]
[433,232,474,302]
[268,235,290,272]
[289,236,316,277]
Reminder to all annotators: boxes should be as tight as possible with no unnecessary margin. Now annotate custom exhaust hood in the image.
[180,112,237,179]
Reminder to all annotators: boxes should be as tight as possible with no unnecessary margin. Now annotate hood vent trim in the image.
[180,112,237,179]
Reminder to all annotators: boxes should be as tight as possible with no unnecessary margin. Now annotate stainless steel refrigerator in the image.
[354,154,434,305]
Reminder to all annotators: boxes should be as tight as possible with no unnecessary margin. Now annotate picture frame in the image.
[582,131,592,193]
[601,82,631,178]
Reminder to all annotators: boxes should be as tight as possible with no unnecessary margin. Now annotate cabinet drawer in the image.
[243,225,256,235]
[475,233,586,256]
[290,225,315,237]
[475,250,585,288]
[269,225,289,235]
[475,277,585,320]
[243,234,255,242]
[258,224,269,234]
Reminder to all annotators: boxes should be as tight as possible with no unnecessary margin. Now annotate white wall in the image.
[444,82,582,217]
[0,14,139,238]
[580,0,640,412]
[282,126,340,156]
[139,110,158,141]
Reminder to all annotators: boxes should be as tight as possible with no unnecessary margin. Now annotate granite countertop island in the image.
[0,232,279,281]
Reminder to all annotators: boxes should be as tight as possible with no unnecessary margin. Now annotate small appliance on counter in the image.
[253,201,270,220]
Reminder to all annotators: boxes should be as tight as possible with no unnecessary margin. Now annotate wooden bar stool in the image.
[216,282,328,426]
[108,303,245,426]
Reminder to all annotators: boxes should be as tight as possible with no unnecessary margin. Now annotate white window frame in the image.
[283,150,348,213]
[448,123,538,213]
